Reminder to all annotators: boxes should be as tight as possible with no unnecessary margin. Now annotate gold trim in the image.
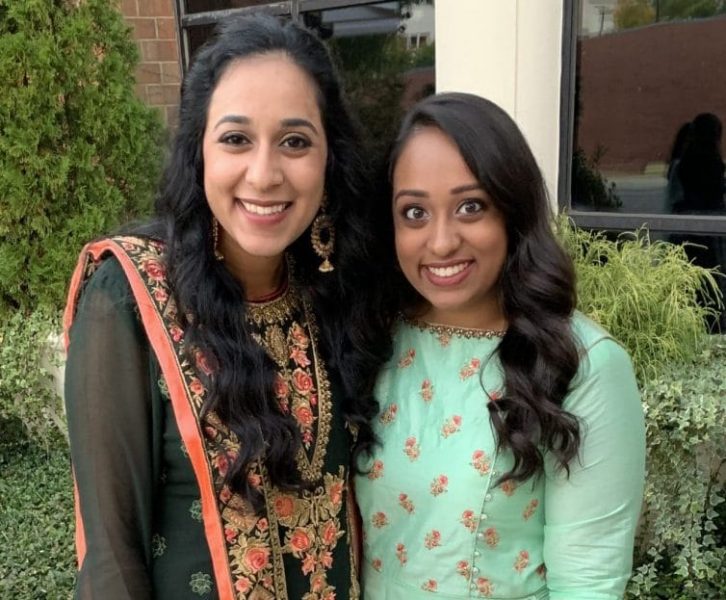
[403,316,506,340]
[245,284,299,327]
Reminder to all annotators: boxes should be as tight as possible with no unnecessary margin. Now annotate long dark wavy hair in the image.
[383,92,581,483]
[142,16,391,501]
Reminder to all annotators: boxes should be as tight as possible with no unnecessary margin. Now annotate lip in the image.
[421,260,474,287]
[235,198,292,225]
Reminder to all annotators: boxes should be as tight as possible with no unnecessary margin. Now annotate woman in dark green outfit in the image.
[64,16,389,600]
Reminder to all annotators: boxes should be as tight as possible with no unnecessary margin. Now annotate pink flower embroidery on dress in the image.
[470,450,491,475]
[460,510,478,532]
[484,527,500,548]
[429,474,449,496]
[522,499,539,521]
[500,479,517,496]
[398,493,415,514]
[456,560,471,580]
[403,436,420,461]
[420,379,434,402]
[459,357,481,380]
[396,543,408,565]
[397,348,416,368]
[536,563,547,579]
[378,403,398,425]
[367,459,384,480]
[476,577,494,596]
[371,512,388,528]
[441,415,462,438]
[424,530,442,549]
[371,558,383,572]
[514,550,530,573]
[421,579,438,592]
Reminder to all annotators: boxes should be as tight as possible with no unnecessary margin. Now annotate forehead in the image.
[206,53,323,126]
[394,126,478,186]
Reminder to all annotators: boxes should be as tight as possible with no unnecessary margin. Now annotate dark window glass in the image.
[571,1,726,217]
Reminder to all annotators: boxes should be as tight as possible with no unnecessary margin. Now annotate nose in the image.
[245,144,283,191]
[426,216,461,257]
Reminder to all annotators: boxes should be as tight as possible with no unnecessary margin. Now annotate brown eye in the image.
[281,135,311,150]
[457,200,485,215]
[403,206,427,220]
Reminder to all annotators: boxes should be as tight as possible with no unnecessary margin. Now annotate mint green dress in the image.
[354,312,645,600]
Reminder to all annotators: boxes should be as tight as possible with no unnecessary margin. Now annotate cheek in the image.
[394,227,419,271]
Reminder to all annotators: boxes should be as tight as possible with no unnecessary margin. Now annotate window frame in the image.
[559,0,726,235]
[174,0,387,68]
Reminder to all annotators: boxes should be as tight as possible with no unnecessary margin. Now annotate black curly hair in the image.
[141,15,392,501]
[383,92,581,484]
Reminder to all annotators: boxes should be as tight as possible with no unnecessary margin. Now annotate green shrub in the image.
[559,221,722,381]
[0,0,164,316]
[0,439,75,599]
[627,337,726,599]
[0,308,65,446]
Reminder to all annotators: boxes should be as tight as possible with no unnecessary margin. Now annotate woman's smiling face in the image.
[202,52,328,272]
[392,126,508,329]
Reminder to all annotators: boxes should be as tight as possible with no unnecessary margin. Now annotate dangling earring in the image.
[310,196,335,273]
[212,217,224,261]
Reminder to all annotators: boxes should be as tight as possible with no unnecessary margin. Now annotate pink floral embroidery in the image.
[459,357,481,380]
[460,510,478,532]
[500,479,517,496]
[424,530,441,549]
[456,560,471,580]
[421,579,438,592]
[396,543,408,565]
[420,379,434,402]
[484,527,500,548]
[289,345,311,367]
[379,403,398,425]
[437,332,451,347]
[522,499,539,521]
[371,558,382,572]
[475,577,494,596]
[441,415,462,438]
[403,437,420,461]
[430,474,449,496]
[371,512,388,528]
[398,493,415,514]
[489,390,502,402]
[470,450,491,475]
[367,460,384,480]
[536,563,547,579]
[398,348,416,368]
[514,550,530,573]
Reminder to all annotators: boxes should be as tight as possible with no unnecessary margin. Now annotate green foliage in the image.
[0,439,75,599]
[0,0,164,316]
[571,147,621,209]
[559,221,722,381]
[615,0,656,29]
[658,0,726,21]
[626,338,726,599]
[0,308,66,445]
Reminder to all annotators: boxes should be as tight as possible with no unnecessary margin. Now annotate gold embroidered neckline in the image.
[403,316,506,339]
[245,283,300,327]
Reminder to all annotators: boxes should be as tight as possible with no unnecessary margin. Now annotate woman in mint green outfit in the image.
[354,93,645,599]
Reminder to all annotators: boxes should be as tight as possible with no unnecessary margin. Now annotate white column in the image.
[435,0,565,207]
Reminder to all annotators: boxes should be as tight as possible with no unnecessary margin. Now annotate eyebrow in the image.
[213,114,319,135]
[393,183,484,202]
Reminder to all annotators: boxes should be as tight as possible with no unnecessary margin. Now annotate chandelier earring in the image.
[310,195,335,273]
[212,217,224,261]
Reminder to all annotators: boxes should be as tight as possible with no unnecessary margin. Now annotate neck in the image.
[421,298,507,331]
[221,243,286,300]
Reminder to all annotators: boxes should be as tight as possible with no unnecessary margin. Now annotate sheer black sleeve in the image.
[65,258,156,599]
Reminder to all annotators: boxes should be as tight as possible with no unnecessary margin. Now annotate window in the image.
[561,0,726,328]
[174,1,435,164]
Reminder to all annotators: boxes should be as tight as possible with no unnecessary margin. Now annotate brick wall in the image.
[577,17,726,174]
[120,0,182,127]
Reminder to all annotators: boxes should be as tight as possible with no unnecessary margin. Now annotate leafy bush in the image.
[0,439,75,599]
[0,0,164,316]
[0,308,65,446]
[627,338,725,599]
[559,221,722,381]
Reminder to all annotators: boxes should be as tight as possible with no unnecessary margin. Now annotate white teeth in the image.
[427,263,468,278]
[242,202,287,215]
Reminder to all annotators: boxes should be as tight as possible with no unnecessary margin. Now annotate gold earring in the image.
[212,218,224,261]
[311,198,335,273]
